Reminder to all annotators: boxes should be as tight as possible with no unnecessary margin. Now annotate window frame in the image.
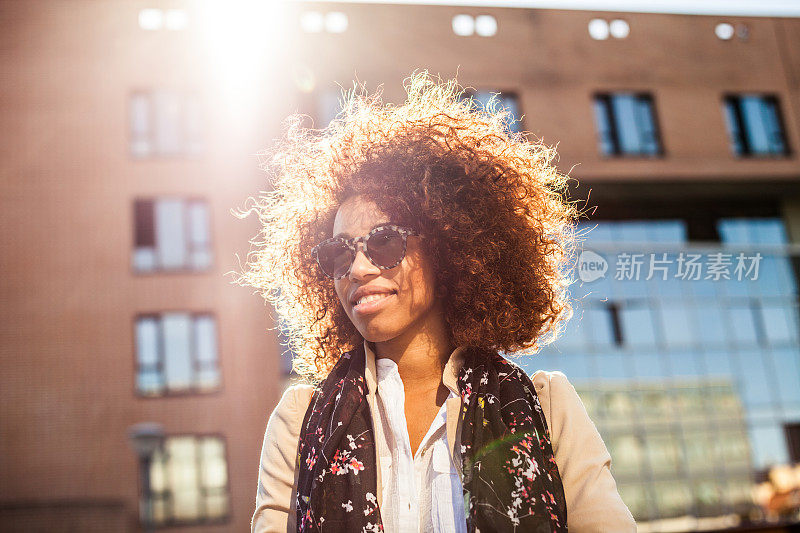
[133,311,223,398]
[722,93,791,158]
[462,88,524,133]
[128,89,204,159]
[145,432,232,528]
[132,196,214,275]
[592,92,664,158]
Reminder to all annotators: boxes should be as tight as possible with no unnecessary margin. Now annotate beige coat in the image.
[252,343,637,532]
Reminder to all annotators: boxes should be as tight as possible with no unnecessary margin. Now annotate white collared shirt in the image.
[374,357,468,533]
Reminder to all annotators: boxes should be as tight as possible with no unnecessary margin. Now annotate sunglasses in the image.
[312,224,419,280]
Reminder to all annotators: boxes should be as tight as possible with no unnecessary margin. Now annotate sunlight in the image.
[196,0,286,100]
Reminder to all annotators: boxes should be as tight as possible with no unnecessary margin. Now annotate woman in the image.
[242,74,635,532]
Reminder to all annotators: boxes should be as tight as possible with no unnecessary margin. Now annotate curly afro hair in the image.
[233,73,578,380]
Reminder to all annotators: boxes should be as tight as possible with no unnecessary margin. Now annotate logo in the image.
[578,250,608,283]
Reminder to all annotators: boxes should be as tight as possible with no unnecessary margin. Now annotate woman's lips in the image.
[352,292,396,315]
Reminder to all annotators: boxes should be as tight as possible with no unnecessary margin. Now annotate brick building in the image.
[1,1,799,531]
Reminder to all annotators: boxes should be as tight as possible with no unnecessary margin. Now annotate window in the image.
[129,91,202,157]
[465,90,522,133]
[593,93,662,157]
[723,95,789,157]
[135,313,220,396]
[148,435,230,526]
[317,89,343,128]
[133,198,212,273]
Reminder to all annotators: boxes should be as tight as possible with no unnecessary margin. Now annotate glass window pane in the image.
[719,429,751,470]
[200,439,228,488]
[318,90,341,127]
[136,317,159,366]
[134,199,156,247]
[133,247,156,272]
[752,219,787,245]
[162,313,194,390]
[150,453,167,492]
[616,221,649,242]
[551,353,592,382]
[659,305,693,348]
[555,313,587,351]
[749,423,790,469]
[617,483,652,521]
[722,99,743,155]
[156,199,188,269]
[190,249,212,270]
[703,350,736,381]
[632,352,665,380]
[654,481,693,518]
[692,303,726,347]
[694,479,724,517]
[606,433,645,477]
[771,348,800,405]
[620,306,657,347]
[184,94,203,155]
[586,306,615,347]
[167,437,201,520]
[760,303,797,345]
[737,349,774,407]
[597,353,629,381]
[741,96,772,154]
[666,350,703,378]
[611,94,643,154]
[592,99,614,155]
[762,99,786,154]
[129,93,152,157]
[580,221,613,243]
[727,304,758,345]
[188,202,209,246]
[635,97,658,155]
[647,220,686,243]
[205,492,228,519]
[647,432,681,476]
[499,93,521,132]
[154,91,183,155]
[194,316,217,364]
[718,219,749,244]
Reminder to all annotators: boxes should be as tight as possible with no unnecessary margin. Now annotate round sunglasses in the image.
[312,224,419,280]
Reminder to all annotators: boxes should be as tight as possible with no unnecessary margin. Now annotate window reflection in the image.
[527,217,800,524]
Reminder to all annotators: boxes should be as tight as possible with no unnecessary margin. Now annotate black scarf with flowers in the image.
[295,344,567,532]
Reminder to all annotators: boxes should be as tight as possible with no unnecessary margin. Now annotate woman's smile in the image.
[352,290,397,315]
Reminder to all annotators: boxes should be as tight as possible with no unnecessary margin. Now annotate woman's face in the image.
[332,195,439,344]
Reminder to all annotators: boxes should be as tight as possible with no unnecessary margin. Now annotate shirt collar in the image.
[362,339,466,397]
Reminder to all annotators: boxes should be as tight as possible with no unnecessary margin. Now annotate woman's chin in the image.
[356,319,406,344]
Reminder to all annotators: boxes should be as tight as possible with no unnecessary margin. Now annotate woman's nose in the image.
[348,246,380,281]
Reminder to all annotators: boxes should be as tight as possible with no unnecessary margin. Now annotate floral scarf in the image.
[295,344,567,532]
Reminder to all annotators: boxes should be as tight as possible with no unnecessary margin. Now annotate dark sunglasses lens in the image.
[367,228,406,267]
[317,242,352,278]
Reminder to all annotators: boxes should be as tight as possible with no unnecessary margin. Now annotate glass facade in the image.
[520,218,800,527]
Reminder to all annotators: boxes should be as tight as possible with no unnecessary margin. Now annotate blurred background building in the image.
[1,0,799,531]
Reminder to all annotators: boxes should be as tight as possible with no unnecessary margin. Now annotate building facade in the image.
[1,0,798,531]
